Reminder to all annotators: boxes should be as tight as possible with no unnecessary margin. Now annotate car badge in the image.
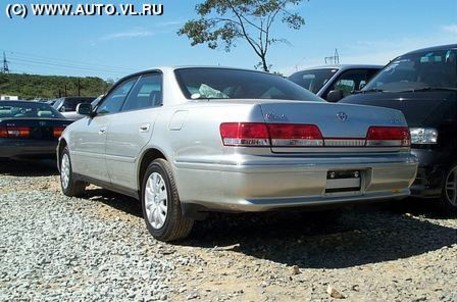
[265,113,288,121]
[336,112,348,122]
[39,121,46,126]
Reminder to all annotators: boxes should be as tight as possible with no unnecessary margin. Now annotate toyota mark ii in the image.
[57,67,418,241]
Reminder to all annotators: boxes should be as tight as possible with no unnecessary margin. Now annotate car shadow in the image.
[381,197,457,220]
[0,158,58,176]
[84,188,143,218]
[80,188,456,270]
[182,203,457,269]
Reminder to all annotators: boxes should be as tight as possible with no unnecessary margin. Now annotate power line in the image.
[0,48,136,76]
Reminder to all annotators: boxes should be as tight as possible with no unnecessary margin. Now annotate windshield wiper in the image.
[399,87,457,93]
[356,88,384,94]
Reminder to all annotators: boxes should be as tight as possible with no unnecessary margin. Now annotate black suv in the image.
[340,44,457,212]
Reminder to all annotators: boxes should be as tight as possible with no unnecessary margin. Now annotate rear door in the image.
[105,72,163,190]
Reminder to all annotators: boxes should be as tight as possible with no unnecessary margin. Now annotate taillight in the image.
[53,126,65,138]
[366,126,410,147]
[268,124,323,146]
[0,126,7,138]
[220,123,323,147]
[220,123,269,146]
[7,126,30,138]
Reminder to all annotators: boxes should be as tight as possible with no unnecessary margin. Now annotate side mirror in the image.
[326,89,344,102]
[60,105,66,112]
[76,103,93,116]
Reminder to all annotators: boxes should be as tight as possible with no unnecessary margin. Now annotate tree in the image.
[178,0,306,72]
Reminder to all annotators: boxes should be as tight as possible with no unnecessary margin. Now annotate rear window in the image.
[0,102,63,118]
[174,68,323,102]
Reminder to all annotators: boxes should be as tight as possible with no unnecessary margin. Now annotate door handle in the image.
[139,124,150,133]
[99,127,107,135]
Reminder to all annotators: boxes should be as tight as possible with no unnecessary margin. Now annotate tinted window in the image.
[324,69,380,98]
[97,77,138,114]
[364,48,457,92]
[175,68,323,102]
[0,101,63,118]
[122,73,163,111]
[288,69,338,94]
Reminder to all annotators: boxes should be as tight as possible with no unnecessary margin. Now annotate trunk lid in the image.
[257,101,408,153]
[259,101,406,137]
[0,118,72,140]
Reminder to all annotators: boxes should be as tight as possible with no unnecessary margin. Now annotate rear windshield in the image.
[288,68,338,93]
[174,68,324,102]
[0,102,63,118]
[363,47,457,92]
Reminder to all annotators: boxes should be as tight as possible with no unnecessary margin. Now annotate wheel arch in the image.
[56,138,68,172]
[138,147,169,192]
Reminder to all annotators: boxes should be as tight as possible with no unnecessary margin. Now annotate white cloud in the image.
[102,29,154,41]
[157,21,182,28]
[442,24,457,34]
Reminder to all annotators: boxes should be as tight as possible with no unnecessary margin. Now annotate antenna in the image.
[324,48,340,65]
[2,52,10,73]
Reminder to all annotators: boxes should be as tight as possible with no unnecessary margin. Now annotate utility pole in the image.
[1,52,10,73]
[324,48,340,65]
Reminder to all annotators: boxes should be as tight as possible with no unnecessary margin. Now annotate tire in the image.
[141,159,194,242]
[60,147,86,197]
[440,163,457,214]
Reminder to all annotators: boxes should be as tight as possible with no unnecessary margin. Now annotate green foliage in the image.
[178,0,306,72]
[0,73,110,100]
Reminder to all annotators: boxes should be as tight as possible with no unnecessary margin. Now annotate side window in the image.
[97,77,138,114]
[122,73,163,112]
[325,69,376,98]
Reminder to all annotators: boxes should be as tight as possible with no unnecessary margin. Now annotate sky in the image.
[0,0,456,80]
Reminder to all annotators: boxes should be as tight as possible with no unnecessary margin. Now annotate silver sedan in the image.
[57,67,418,242]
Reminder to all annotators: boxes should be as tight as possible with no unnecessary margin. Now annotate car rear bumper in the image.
[0,139,58,158]
[174,153,418,212]
[410,148,450,198]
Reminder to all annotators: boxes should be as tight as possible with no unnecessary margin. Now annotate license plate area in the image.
[325,170,361,193]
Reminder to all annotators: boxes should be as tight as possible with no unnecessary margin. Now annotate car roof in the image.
[110,66,277,87]
[124,65,271,77]
[401,44,457,56]
[293,64,383,71]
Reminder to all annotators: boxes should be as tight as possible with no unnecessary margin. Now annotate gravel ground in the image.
[0,159,456,302]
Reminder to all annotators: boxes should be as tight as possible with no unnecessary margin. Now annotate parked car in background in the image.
[340,44,457,212]
[288,64,382,102]
[57,66,417,242]
[63,95,104,121]
[0,101,72,158]
[52,96,96,113]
